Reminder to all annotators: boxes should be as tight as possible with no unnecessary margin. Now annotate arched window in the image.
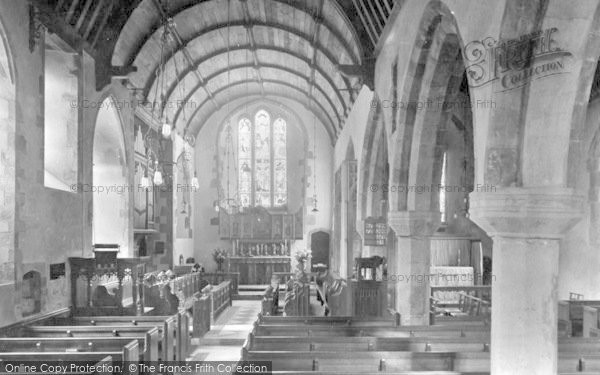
[440,151,448,223]
[238,110,287,208]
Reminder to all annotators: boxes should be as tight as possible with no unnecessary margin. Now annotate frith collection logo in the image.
[463,27,572,91]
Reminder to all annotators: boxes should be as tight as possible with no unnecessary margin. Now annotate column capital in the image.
[469,187,584,239]
[387,210,440,237]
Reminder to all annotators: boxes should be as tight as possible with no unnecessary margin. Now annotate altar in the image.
[218,206,299,285]
[228,256,291,285]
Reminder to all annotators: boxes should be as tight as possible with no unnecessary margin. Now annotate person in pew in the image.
[92,285,119,307]
[166,269,176,280]
[156,270,168,283]
[314,264,346,316]
[154,285,180,315]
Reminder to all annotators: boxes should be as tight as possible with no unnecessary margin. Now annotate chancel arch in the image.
[92,96,130,255]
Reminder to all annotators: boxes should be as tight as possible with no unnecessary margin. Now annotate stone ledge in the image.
[469,187,584,239]
[387,210,441,237]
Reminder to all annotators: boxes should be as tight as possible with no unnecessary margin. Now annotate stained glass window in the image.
[238,118,252,208]
[273,118,287,207]
[254,110,271,207]
[237,110,287,208]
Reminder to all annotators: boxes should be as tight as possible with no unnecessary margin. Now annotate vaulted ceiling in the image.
[111,0,366,140]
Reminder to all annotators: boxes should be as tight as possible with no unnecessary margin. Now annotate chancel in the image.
[1,0,600,374]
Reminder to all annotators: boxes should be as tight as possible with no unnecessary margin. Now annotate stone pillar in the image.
[387,211,440,325]
[469,188,583,375]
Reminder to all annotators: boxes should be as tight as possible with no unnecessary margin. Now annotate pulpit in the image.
[69,247,147,315]
[352,256,387,317]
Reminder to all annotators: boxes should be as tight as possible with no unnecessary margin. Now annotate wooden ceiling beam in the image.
[82,0,105,40]
[122,0,360,67]
[239,0,264,96]
[170,62,341,128]
[182,78,337,141]
[169,46,347,125]
[307,0,333,126]
[149,0,219,116]
[140,20,353,106]
[159,40,348,114]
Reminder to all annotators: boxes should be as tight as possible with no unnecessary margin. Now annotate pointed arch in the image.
[92,96,130,255]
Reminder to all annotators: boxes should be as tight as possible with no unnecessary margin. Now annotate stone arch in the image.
[568,3,600,188]
[92,96,130,255]
[0,15,16,285]
[390,1,470,214]
[360,101,387,220]
[343,141,359,277]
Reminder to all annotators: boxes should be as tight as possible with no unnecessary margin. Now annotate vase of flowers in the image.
[212,248,229,272]
[294,249,312,278]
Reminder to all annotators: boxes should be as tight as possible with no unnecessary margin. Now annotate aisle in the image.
[187,300,262,361]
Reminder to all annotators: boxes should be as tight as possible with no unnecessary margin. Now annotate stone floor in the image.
[187,300,262,361]
[187,287,327,363]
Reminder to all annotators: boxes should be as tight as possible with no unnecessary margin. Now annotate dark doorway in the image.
[311,231,330,268]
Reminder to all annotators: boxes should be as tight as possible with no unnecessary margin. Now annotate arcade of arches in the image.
[1,0,600,374]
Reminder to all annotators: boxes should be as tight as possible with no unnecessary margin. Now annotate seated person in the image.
[165,269,176,280]
[314,264,346,317]
[156,270,168,283]
[92,285,119,307]
[154,285,180,315]
[143,273,157,287]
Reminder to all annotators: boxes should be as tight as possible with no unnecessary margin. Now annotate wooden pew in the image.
[250,334,600,354]
[57,313,190,360]
[192,292,211,338]
[559,301,572,337]
[258,315,399,327]
[0,340,139,374]
[22,325,171,361]
[254,324,491,338]
[251,335,489,352]
[208,280,233,323]
[0,336,156,362]
[244,350,600,373]
[245,350,490,372]
[565,300,600,336]
[261,285,277,316]
[430,293,490,326]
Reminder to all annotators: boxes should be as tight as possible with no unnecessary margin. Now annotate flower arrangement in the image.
[294,249,312,264]
[212,248,229,271]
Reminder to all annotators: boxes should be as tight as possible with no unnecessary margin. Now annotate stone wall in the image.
[0,0,136,327]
